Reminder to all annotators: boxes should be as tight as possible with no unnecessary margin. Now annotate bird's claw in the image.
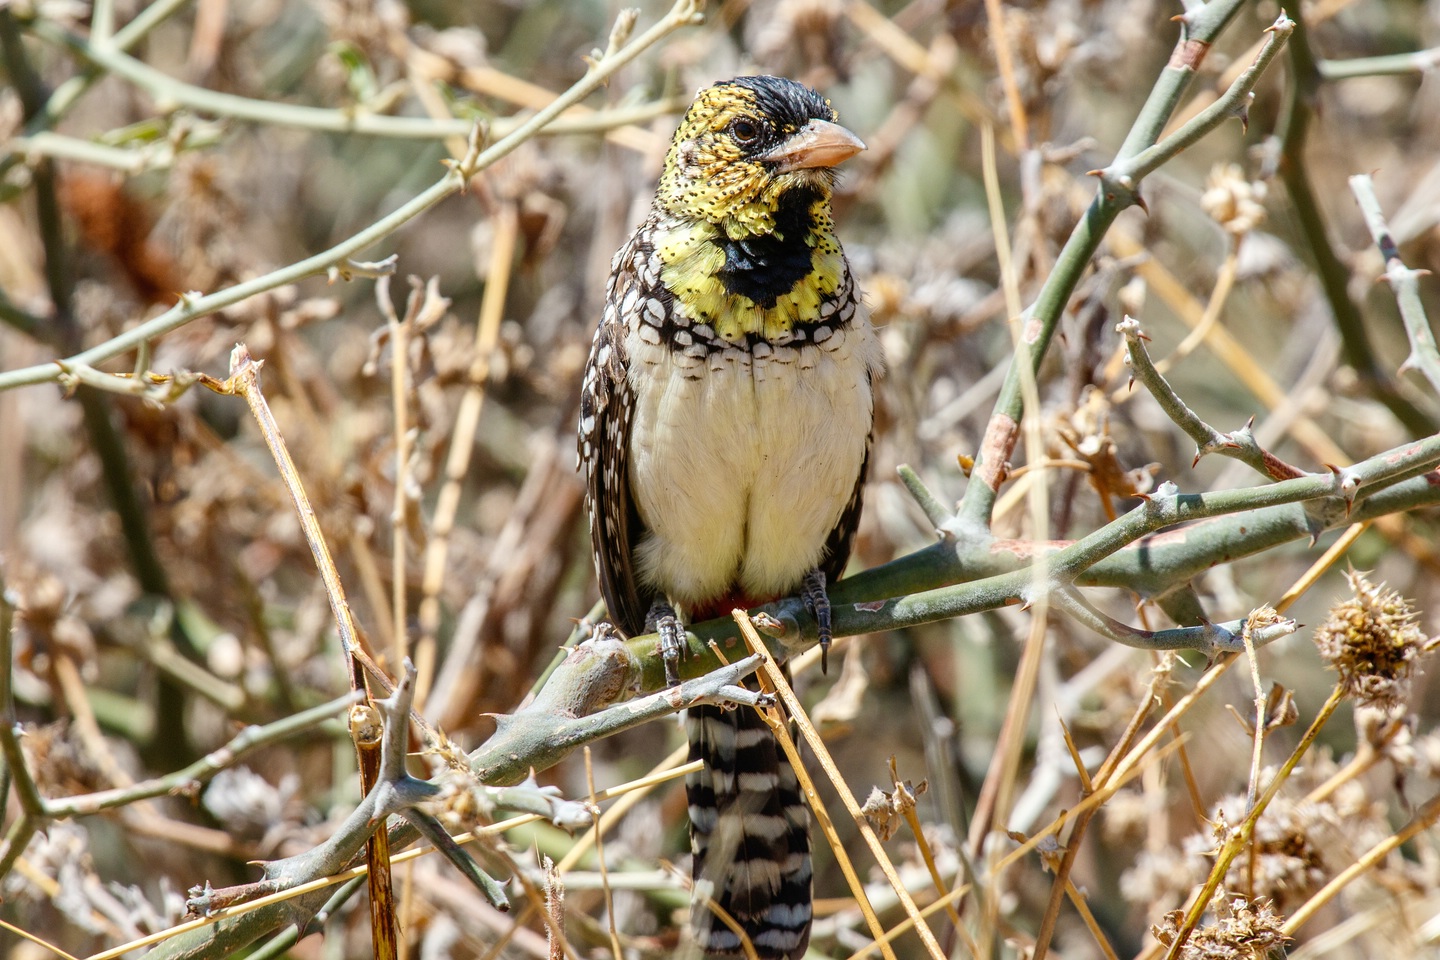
[801,569,833,673]
[644,600,686,687]
[656,615,684,687]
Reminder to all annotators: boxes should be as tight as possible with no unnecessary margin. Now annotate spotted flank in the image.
[577,75,877,959]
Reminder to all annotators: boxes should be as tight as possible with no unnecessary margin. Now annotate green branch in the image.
[20,19,684,143]
[0,0,706,394]
[620,429,1440,689]
[1277,3,1434,436]
[1319,47,1440,80]
[1118,316,1305,481]
[958,3,1285,526]
[1348,174,1440,399]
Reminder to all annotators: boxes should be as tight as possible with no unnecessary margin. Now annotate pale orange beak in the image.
[759,119,866,173]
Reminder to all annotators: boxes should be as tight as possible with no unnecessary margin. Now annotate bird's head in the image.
[656,76,865,237]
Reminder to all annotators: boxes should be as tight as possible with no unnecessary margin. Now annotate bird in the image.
[578,75,880,959]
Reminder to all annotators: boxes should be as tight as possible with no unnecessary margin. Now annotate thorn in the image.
[1328,465,1361,507]
[1133,192,1150,215]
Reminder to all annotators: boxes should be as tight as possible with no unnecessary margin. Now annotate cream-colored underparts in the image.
[626,319,880,614]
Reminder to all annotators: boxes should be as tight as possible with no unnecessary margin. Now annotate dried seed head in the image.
[1313,570,1428,709]
[1122,844,1209,908]
[861,785,904,841]
[202,767,301,839]
[1354,704,1417,769]
[434,770,485,833]
[1414,731,1440,780]
[1101,788,1151,843]
[1218,793,1330,908]
[1200,162,1268,237]
[22,721,113,798]
[860,776,923,842]
[1127,778,1375,915]
[1152,894,1290,958]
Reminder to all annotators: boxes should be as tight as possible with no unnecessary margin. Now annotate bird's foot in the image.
[646,600,685,687]
[800,568,833,673]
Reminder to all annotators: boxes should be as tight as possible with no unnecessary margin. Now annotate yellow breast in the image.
[654,210,847,343]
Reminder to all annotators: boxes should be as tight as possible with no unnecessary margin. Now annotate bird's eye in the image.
[729,119,762,145]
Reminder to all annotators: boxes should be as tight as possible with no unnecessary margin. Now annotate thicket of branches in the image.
[2,0,1440,958]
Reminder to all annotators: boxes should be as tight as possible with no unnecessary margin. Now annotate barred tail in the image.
[685,703,812,960]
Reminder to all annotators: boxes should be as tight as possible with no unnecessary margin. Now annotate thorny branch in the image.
[958,1,1284,526]
[5,0,1440,957]
[1348,174,1440,398]
[0,0,708,393]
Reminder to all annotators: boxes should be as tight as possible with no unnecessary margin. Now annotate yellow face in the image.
[657,77,850,236]
[653,77,864,340]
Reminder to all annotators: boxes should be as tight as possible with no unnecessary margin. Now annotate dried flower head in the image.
[21,721,114,798]
[1354,704,1416,766]
[1152,895,1289,958]
[203,768,301,848]
[1312,570,1428,708]
[1212,793,1330,909]
[1125,747,1398,919]
[1200,163,1268,236]
[1122,843,1210,908]
[1414,731,1440,780]
[860,776,923,842]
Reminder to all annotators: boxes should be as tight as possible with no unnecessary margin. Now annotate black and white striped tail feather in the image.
[686,703,812,959]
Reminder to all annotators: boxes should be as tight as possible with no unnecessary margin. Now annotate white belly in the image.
[627,322,881,613]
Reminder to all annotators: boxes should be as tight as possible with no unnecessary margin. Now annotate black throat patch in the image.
[715,187,820,309]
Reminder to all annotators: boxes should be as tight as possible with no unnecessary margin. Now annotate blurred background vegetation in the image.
[2,0,1440,957]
